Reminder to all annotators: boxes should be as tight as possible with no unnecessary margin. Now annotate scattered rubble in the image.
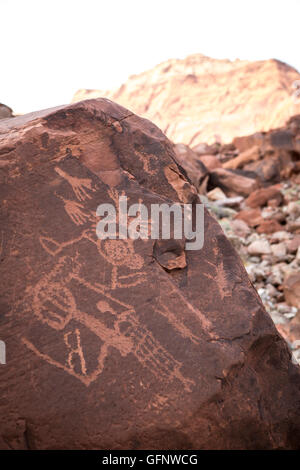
[174,115,300,364]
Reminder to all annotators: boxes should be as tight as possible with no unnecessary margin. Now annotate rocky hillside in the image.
[73,54,300,146]
[172,114,300,363]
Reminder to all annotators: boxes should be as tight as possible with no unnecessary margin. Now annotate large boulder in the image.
[0,99,299,450]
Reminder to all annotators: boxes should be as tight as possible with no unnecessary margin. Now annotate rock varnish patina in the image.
[0,99,299,449]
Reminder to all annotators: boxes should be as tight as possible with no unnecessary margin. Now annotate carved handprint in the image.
[56,195,89,225]
[55,167,95,201]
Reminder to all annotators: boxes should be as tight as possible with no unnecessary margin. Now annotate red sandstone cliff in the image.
[73,54,300,146]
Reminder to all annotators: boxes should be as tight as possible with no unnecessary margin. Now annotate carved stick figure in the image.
[28,256,193,390]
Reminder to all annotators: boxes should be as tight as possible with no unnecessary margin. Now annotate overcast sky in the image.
[1,0,299,113]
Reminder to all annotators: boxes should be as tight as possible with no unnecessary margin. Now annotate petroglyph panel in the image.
[2,99,298,450]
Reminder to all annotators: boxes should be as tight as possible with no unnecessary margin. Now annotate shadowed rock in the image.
[0,103,13,119]
[173,143,208,189]
[0,98,299,450]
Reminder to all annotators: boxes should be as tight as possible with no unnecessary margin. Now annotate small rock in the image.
[271,242,287,258]
[287,218,300,233]
[207,187,227,201]
[278,303,297,314]
[266,283,280,298]
[287,201,300,218]
[245,186,283,209]
[231,219,251,238]
[256,219,283,234]
[283,272,300,309]
[233,133,265,153]
[270,231,292,243]
[284,312,297,319]
[209,168,259,197]
[248,256,261,263]
[235,208,264,227]
[227,235,244,251]
[286,235,300,253]
[261,207,286,223]
[199,154,222,171]
[210,204,237,219]
[292,350,300,365]
[215,196,244,208]
[269,311,288,325]
[192,142,211,155]
[291,340,300,350]
[223,145,261,170]
[248,240,272,256]
[266,265,284,285]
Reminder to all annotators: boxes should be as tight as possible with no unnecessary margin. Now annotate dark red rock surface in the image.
[0,99,299,449]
